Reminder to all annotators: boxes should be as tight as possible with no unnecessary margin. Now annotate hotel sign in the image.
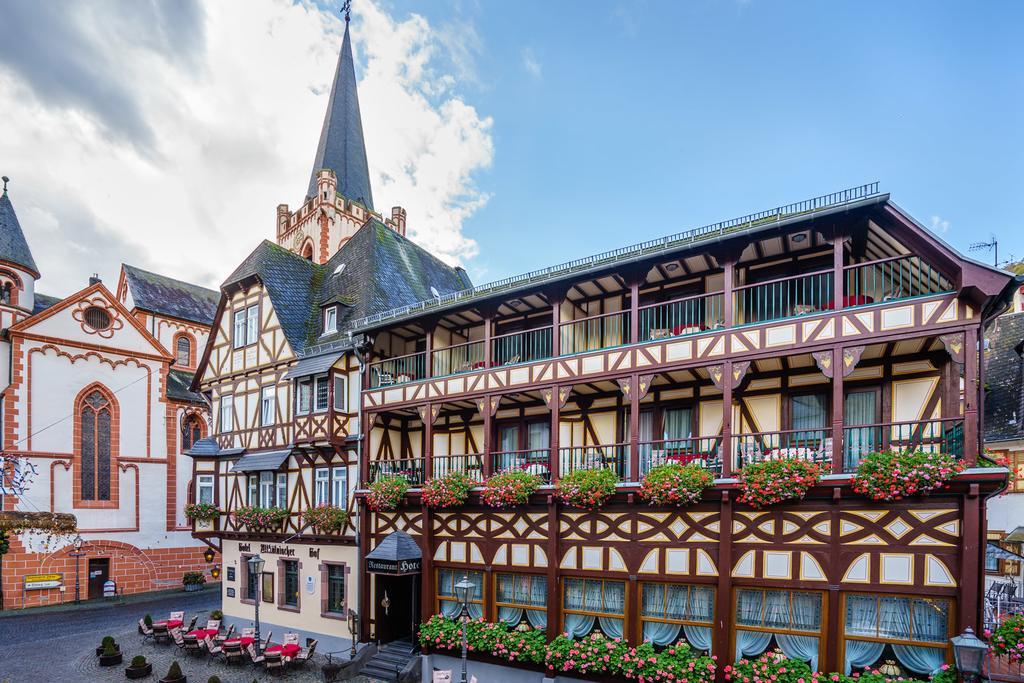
[366,558,421,575]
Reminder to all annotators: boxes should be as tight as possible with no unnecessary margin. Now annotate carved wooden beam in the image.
[637,374,655,401]
[841,345,865,377]
[939,332,966,366]
[473,395,501,417]
[707,361,750,390]
[812,350,835,379]
[541,385,572,410]
[416,404,441,425]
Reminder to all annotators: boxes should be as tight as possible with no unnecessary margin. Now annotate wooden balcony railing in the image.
[492,327,553,366]
[639,437,723,477]
[432,340,486,378]
[559,310,630,356]
[490,448,552,483]
[369,458,424,485]
[841,417,964,472]
[639,293,725,342]
[559,443,629,479]
[845,255,954,305]
[733,428,833,470]
[431,453,486,481]
[733,270,834,326]
[369,351,426,388]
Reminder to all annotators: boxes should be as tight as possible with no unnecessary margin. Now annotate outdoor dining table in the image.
[154,619,183,629]
[222,636,255,647]
[187,628,219,640]
[265,643,301,658]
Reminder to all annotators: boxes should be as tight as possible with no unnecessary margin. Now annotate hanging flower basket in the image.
[482,470,542,508]
[556,467,619,511]
[852,449,964,502]
[421,471,476,509]
[303,504,349,534]
[739,459,821,508]
[367,475,410,511]
[638,462,713,507]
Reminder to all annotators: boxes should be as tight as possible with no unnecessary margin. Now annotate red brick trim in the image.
[171,330,197,370]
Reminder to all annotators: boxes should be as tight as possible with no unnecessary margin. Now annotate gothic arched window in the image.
[176,335,192,367]
[182,414,204,450]
[80,389,113,501]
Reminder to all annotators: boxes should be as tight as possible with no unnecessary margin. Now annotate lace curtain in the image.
[438,570,483,619]
[735,590,820,670]
[496,574,547,629]
[844,595,948,675]
[564,579,624,639]
[640,584,713,651]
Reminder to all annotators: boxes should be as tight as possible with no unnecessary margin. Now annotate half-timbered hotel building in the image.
[186,13,471,650]
[0,179,218,608]
[352,183,1017,677]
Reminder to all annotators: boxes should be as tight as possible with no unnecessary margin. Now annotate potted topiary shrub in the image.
[206,677,222,683]
[99,636,123,666]
[97,635,119,656]
[182,571,206,592]
[210,609,223,620]
[125,654,152,679]
[159,660,186,683]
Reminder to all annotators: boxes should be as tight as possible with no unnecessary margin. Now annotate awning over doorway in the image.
[365,530,422,575]
[230,448,292,473]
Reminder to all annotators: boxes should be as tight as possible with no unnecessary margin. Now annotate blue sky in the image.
[381,0,1024,283]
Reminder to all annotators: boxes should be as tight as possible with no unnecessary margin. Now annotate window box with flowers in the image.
[739,459,821,508]
[303,504,349,534]
[556,467,619,511]
[638,462,713,507]
[482,470,542,508]
[233,505,289,532]
[852,450,964,502]
[367,475,410,511]
[421,471,476,509]
[184,502,220,531]
[182,571,206,592]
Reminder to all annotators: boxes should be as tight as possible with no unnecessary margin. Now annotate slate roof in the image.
[167,369,205,404]
[984,312,1024,442]
[0,190,39,276]
[122,264,219,325]
[221,221,471,358]
[231,448,293,473]
[32,293,61,315]
[366,530,422,561]
[307,20,374,210]
[184,437,244,458]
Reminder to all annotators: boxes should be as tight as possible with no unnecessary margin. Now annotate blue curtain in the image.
[564,579,623,639]
[599,581,625,639]
[844,640,885,675]
[792,394,827,442]
[844,391,877,470]
[735,631,773,661]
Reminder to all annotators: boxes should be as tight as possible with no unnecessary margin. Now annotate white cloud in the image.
[521,47,542,79]
[0,0,492,296]
[930,215,951,235]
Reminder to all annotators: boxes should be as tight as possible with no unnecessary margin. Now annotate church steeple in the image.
[0,176,40,277]
[307,5,374,211]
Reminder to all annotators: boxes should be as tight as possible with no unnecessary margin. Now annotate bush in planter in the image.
[233,505,288,530]
[144,614,153,628]
[126,655,153,679]
[304,504,349,533]
[852,449,964,502]
[210,609,223,620]
[367,475,410,511]
[638,462,714,507]
[183,502,220,523]
[182,571,206,591]
[739,459,821,508]
[207,677,222,683]
[418,615,546,664]
[97,635,119,655]
[556,467,619,510]
[160,660,185,683]
[99,637,123,666]
[481,470,542,508]
[421,471,476,509]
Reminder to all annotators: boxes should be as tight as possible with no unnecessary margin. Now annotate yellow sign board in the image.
[24,573,63,589]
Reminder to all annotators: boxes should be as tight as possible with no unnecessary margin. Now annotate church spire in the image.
[0,176,40,277]
[307,3,374,211]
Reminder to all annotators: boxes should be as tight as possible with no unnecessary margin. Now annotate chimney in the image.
[89,273,101,286]
[389,206,407,237]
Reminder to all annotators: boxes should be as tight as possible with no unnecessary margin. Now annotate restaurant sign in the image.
[24,573,63,590]
[366,558,421,575]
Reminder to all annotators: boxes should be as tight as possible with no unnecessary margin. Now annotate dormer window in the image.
[324,306,338,335]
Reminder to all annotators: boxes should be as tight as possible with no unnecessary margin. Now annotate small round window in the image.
[83,306,112,331]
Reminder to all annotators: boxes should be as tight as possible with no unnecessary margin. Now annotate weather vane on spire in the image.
[1,176,8,196]
[342,0,351,23]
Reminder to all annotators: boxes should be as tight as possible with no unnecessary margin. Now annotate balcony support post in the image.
[832,231,846,310]
[551,296,562,358]
[723,259,735,328]
[721,360,733,478]
[964,326,979,466]
[482,304,494,369]
[629,373,640,482]
[481,396,493,478]
[549,385,562,484]
[831,346,844,475]
[626,269,643,345]
[713,490,734,662]
[421,404,434,481]
[424,321,435,379]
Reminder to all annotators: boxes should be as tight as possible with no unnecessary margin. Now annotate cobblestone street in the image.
[0,589,377,683]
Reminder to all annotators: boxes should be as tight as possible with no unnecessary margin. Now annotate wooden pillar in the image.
[833,231,845,310]
[721,360,733,478]
[831,347,845,475]
[629,373,640,483]
[629,278,640,345]
[723,260,735,327]
[627,575,640,645]
[420,504,434,624]
[551,296,562,358]
[425,324,435,379]
[545,494,560,642]
[482,397,493,478]
[824,489,842,673]
[964,326,979,466]
[483,309,493,368]
[361,413,373,485]
[422,405,434,481]
[959,483,981,631]
[713,491,734,663]
[550,387,561,483]
[358,497,372,641]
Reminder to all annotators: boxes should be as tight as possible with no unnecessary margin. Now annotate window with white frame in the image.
[233,310,247,349]
[314,375,329,412]
[245,305,259,345]
[331,467,347,508]
[219,395,234,432]
[324,307,338,335]
[260,386,276,426]
[296,378,312,415]
[259,472,274,506]
[196,475,215,505]
[333,375,347,412]
[314,467,330,506]
[248,474,258,504]
[276,473,287,508]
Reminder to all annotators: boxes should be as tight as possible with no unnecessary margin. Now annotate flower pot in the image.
[125,663,152,679]
[99,651,123,667]
[158,676,186,683]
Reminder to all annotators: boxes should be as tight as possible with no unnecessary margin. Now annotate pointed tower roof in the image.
[307,15,374,210]
[0,177,40,277]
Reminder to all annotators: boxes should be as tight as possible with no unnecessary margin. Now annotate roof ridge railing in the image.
[352,181,882,330]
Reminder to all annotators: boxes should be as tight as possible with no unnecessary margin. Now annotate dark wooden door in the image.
[87,558,109,600]
[375,575,416,643]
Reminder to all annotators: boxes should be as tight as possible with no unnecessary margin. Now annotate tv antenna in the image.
[969,237,999,266]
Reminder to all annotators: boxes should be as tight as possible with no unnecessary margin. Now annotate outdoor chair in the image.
[171,628,186,650]
[240,627,255,638]
[215,624,235,643]
[205,618,221,632]
[169,611,185,622]
[185,615,198,633]
[283,632,300,645]
[203,635,223,664]
[222,641,245,666]
[293,639,317,668]
[138,618,154,643]
[246,643,265,665]
[182,633,203,656]
[264,650,286,674]
[152,623,170,644]
[261,631,274,652]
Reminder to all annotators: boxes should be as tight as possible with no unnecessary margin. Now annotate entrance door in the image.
[374,575,418,644]
[87,558,110,600]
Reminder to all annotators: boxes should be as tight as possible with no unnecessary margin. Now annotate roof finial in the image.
[342,0,351,23]
[1,176,8,196]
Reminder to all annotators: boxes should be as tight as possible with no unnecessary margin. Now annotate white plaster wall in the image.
[29,299,156,357]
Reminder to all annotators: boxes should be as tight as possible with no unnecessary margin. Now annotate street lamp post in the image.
[348,608,359,660]
[69,535,85,605]
[454,575,474,683]
[247,554,266,656]
[951,627,988,683]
